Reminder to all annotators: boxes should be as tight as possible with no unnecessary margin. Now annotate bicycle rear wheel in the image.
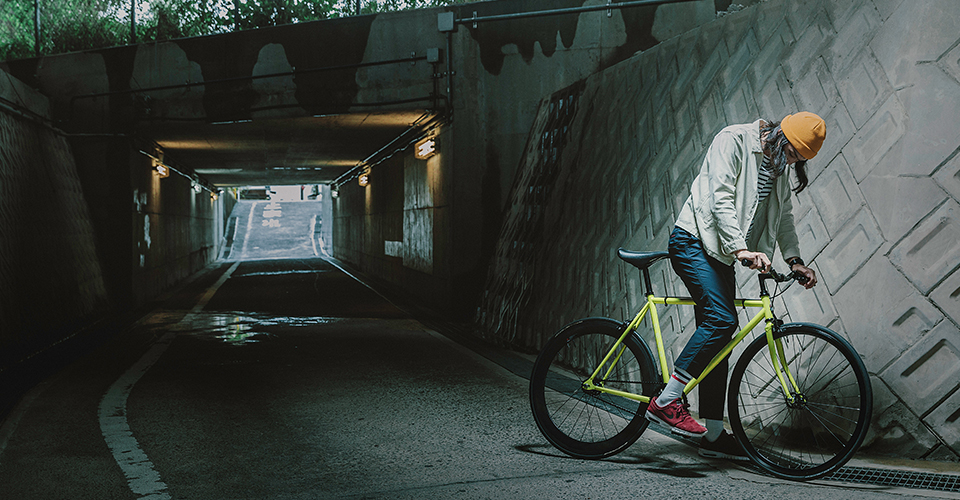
[529,318,659,459]
[729,323,872,480]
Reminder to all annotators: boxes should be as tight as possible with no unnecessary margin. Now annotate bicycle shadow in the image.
[515,443,713,478]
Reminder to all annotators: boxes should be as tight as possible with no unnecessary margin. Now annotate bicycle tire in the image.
[728,323,872,480]
[529,317,659,459]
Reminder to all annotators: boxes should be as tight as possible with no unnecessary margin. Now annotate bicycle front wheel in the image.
[529,318,659,459]
[729,323,872,480]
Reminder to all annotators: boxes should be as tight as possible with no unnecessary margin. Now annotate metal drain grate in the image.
[827,466,960,492]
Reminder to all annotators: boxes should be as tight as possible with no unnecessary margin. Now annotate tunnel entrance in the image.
[220,185,327,262]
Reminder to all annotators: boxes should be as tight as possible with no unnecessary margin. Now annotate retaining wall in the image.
[0,70,109,367]
[0,67,231,372]
[478,0,960,460]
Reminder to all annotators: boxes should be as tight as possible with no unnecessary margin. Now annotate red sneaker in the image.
[645,397,707,437]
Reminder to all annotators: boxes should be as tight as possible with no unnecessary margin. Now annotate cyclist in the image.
[644,112,823,460]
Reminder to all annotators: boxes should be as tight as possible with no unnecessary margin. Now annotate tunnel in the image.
[2,2,960,491]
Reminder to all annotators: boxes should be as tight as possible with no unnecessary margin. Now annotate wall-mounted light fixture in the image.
[331,186,339,198]
[155,162,170,178]
[415,137,437,160]
[149,149,170,178]
[358,172,370,187]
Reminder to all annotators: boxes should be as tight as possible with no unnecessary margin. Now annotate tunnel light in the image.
[358,172,370,187]
[415,137,437,160]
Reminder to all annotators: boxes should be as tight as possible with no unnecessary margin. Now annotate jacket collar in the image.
[749,119,764,154]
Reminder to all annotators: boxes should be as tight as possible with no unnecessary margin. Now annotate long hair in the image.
[761,120,809,194]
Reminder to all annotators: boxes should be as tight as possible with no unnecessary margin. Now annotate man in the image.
[644,112,824,460]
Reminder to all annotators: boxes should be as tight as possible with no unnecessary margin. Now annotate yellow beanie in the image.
[781,112,826,160]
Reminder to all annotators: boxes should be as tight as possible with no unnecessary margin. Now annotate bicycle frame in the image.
[582,290,801,405]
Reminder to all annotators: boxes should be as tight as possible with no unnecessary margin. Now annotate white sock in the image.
[655,374,689,407]
[705,419,725,442]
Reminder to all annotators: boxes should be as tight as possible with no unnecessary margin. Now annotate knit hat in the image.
[781,112,826,160]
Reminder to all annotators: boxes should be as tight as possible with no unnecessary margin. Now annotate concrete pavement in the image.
[1,255,958,499]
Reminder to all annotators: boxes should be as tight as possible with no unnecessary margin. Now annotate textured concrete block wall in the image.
[0,69,109,366]
[332,125,449,309]
[128,148,225,309]
[479,0,960,459]
[1,67,228,369]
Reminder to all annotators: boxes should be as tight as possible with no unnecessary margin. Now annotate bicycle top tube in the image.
[650,296,765,308]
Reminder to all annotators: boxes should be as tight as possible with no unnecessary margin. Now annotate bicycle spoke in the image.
[730,326,871,480]
[801,405,850,447]
[530,319,657,459]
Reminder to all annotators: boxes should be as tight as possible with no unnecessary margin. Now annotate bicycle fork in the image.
[763,296,803,405]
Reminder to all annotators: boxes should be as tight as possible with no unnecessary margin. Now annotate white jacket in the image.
[675,120,802,266]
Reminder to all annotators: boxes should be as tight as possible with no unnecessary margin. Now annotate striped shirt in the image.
[746,155,779,247]
[756,154,774,204]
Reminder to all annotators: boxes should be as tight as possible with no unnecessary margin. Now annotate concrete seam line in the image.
[0,380,51,467]
[321,255,402,311]
[420,328,527,389]
[98,261,240,500]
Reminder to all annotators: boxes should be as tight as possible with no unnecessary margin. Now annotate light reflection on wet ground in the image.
[163,311,347,345]
[232,269,334,278]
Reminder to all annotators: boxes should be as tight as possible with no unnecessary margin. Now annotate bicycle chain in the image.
[597,379,665,388]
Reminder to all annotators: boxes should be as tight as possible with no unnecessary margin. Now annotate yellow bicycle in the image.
[529,249,872,480]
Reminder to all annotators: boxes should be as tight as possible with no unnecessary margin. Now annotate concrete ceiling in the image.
[138,109,430,187]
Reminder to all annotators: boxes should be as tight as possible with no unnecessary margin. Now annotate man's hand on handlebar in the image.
[735,250,771,273]
[735,250,818,290]
[791,263,817,290]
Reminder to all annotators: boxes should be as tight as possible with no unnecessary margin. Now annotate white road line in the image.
[240,201,259,260]
[99,261,240,500]
[310,215,318,256]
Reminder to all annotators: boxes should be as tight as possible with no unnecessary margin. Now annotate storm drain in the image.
[826,466,960,493]
[643,425,960,492]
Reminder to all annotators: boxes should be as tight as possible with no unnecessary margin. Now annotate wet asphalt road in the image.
[1,257,952,499]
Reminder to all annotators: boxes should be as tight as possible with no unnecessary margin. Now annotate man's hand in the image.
[735,250,771,273]
[792,264,818,290]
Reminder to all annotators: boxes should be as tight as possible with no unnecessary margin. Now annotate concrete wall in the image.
[0,70,110,368]
[332,0,740,316]
[127,146,230,308]
[477,0,960,460]
[332,125,451,311]
[0,67,230,371]
[0,0,740,319]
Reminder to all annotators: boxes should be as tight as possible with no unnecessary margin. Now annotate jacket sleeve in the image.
[704,131,748,256]
[776,186,802,262]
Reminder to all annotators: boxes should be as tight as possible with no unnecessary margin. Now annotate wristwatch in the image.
[787,257,805,268]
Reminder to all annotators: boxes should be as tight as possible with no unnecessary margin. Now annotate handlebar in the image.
[740,259,809,285]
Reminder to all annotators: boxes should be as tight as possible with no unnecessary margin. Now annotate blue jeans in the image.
[668,226,739,421]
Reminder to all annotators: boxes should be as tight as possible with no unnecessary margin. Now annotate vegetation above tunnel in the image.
[0,0,476,61]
